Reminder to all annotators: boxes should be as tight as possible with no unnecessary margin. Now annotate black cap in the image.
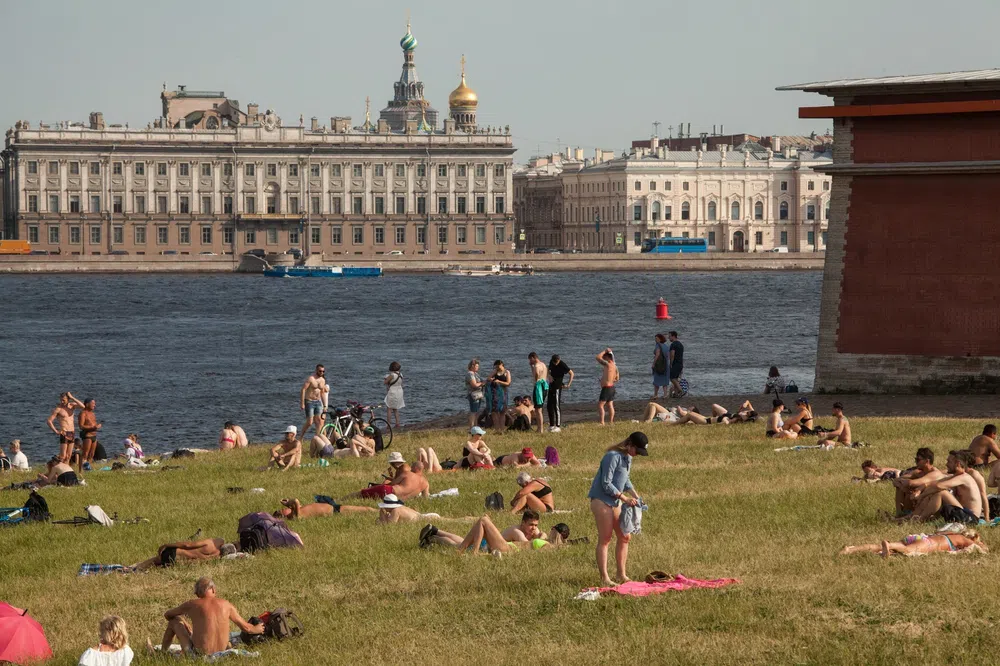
[627,432,649,456]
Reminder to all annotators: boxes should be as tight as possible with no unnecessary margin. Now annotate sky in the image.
[3,0,999,161]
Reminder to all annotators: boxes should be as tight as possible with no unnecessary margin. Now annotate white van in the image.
[767,246,789,253]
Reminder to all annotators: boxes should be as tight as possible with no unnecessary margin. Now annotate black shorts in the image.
[940,504,979,525]
[56,471,80,487]
[599,387,616,402]
[159,546,178,568]
[669,365,683,380]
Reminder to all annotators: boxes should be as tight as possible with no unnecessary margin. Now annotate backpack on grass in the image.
[237,513,303,553]
[485,492,504,511]
[241,608,304,645]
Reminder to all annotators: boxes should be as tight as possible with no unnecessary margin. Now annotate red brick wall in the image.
[853,113,1000,163]
[838,174,1000,356]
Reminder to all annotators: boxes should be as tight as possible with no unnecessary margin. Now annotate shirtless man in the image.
[890,448,945,517]
[500,509,544,543]
[344,453,429,500]
[421,514,568,553]
[76,398,101,474]
[47,392,84,463]
[528,352,549,434]
[153,577,262,656]
[34,457,81,487]
[968,424,1000,467]
[376,494,441,524]
[300,364,329,439]
[909,450,986,524]
[265,426,302,470]
[274,497,376,520]
[595,348,619,426]
[132,538,236,571]
[817,402,851,447]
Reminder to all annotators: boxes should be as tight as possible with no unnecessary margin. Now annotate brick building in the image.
[781,68,1000,392]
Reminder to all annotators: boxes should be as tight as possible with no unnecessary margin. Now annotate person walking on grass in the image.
[384,361,404,429]
[465,359,486,430]
[651,333,670,399]
[595,348,619,426]
[528,352,549,434]
[589,432,648,587]
[668,331,685,398]
[547,354,573,433]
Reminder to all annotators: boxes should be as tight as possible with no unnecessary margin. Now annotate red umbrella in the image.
[0,602,52,663]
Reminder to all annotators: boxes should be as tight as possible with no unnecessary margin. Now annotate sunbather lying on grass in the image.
[131,538,237,571]
[273,497,376,520]
[839,530,986,558]
[419,513,568,554]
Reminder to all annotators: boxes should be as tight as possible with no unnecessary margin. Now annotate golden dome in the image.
[449,73,478,108]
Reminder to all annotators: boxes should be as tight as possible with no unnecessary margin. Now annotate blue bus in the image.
[640,237,708,253]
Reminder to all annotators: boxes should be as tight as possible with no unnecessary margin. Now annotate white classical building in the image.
[515,138,832,252]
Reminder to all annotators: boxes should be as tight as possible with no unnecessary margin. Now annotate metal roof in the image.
[778,68,1000,92]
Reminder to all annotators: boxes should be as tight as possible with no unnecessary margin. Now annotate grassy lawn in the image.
[3,417,999,665]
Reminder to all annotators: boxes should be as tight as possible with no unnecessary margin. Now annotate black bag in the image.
[239,524,269,553]
[24,491,50,522]
[653,354,667,375]
[440,459,459,470]
[485,492,504,511]
[509,415,531,432]
[241,609,304,645]
[785,380,799,393]
[370,426,385,453]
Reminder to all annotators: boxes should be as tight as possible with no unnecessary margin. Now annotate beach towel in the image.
[429,488,459,498]
[575,574,740,599]
[773,445,824,452]
[78,563,132,576]
[204,648,261,662]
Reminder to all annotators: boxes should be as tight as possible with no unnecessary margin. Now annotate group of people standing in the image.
[464,354,576,435]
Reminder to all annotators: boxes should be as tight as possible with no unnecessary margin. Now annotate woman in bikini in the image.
[510,472,554,513]
[839,530,986,558]
[218,422,238,451]
[419,514,568,554]
[765,400,786,438]
[784,397,815,435]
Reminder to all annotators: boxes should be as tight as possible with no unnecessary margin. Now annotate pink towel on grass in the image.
[593,574,740,597]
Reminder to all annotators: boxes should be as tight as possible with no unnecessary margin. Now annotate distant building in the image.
[1,21,515,256]
[514,138,832,252]
[632,132,834,155]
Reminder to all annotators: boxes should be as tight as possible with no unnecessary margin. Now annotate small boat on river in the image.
[263,265,383,278]
[442,263,534,277]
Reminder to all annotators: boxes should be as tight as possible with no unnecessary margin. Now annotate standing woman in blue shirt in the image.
[588,432,648,586]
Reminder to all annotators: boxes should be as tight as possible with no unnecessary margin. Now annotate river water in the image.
[0,271,821,457]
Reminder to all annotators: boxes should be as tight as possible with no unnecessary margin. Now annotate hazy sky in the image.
[3,0,998,160]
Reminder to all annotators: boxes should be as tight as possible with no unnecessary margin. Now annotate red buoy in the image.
[655,298,671,320]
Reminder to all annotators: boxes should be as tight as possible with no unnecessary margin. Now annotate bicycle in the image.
[321,401,393,450]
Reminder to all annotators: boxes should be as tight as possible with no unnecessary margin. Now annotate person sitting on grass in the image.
[310,428,376,459]
[906,450,987,524]
[79,615,133,666]
[817,402,852,447]
[855,460,902,483]
[419,514,568,554]
[149,577,263,657]
[968,424,1000,468]
[461,426,493,469]
[131,538,237,571]
[765,400,786,438]
[273,497,377,520]
[839,530,987,558]
[34,456,80,487]
[218,422,239,451]
[343,454,429,501]
[508,396,534,432]
[494,447,541,468]
[510,472,554,513]
[264,426,302,470]
[375,493,441,524]
[889,448,945,517]
[785,397,815,435]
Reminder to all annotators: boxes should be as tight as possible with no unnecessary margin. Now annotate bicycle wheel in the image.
[369,417,393,448]
[320,422,340,441]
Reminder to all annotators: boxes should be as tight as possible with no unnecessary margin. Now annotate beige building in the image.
[1,23,515,257]
[514,138,832,252]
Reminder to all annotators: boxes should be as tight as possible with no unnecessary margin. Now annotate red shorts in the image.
[359,483,393,499]
[469,462,494,470]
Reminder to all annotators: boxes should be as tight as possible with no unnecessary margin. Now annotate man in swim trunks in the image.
[391,460,430,500]
[300,364,329,439]
[595,348,619,426]
[274,497,376,520]
[817,402,852,447]
[265,426,302,470]
[969,424,1000,467]
[494,448,541,468]
[375,493,441,524]
[132,539,236,572]
[47,392,84,463]
[909,450,986,524]
[35,456,81,487]
[528,352,549,434]
[77,397,101,474]
[501,509,544,542]
[152,577,262,656]
[891,448,945,517]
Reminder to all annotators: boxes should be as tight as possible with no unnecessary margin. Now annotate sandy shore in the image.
[409,392,999,431]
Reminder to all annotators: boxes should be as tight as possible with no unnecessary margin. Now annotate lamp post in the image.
[595,211,602,254]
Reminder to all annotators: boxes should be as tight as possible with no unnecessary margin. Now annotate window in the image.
[224,196,233,214]
[112,225,124,244]
[202,196,212,214]
[28,195,38,212]
[395,164,406,178]
[312,196,321,215]
[27,225,39,243]
[244,163,255,177]
[633,205,642,221]
[779,201,789,220]
[457,226,467,244]
[48,226,60,244]
[494,226,505,244]
[352,226,364,244]
[475,226,487,244]
[289,229,300,244]
[180,196,190,214]
[352,164,363,178]
[395,196,406,214]
[681,202,690,220]
[437,164,448,178]
[90,226,101,244]
[199,226,212,244]
[288,164,299,177]
[475,196,485,214]
[807,231,816,245]
[755,231,763,245]
[707,231,716,246]
[416,197,426,215]
[264,228,276,245]
[665,181,672,191]
[806,205,816,220]
[48,195,59,213]
[707,201,716,220]
[223,227,234,245]
[823,181,830,191]
[311,164,321,178]
[664,206,672,220]
[416,164,426,178]
[135,195,145,214]
[494,164,505,178]
[353,197,363,215]
[246,196,256,214]
[475,164,486,178]
[266,164,277,177]
[754,201,763,220]
[438,197,448,214]
[437,226,448,244]
[374,164,384,177]
[134,162,145,176]
[49,161,60,175]
[157,196,168,214]
[730,201,740,220]
[374,196,384,215]
[651,201,661,221]
[157,162,167,176]
[394,226,405,244]
[113,196,123,214]
[649,181,657,191]
[201,163,212,177]
[822,231,828,245]
[780,231,788,246]
[245,230,256,245]
[289,196,300,215]
[70,162,80,175]
[780,181,788,192]
[807,180,815,191]
[457,165,467,177]
[416,226,426,244]
[331,164,342,177]
[682,181,689,191]
[90,195,101,213]
[312,227,321,244]
[27,161,38,175]
[635,231,642,246]
[223,163,233,177]
[331,226,342,244]
[70,226,81,244]
[179,163,190,177]
[133,226,146,245]
[332,197,342,215]
[634,181,641,191]
[682,232,690,238]
[90,162,101,176]
[267,196,277,214]
[179,226,191,244]
[825,204,830,220]
[157,227,168,244]
[494,197,505,214]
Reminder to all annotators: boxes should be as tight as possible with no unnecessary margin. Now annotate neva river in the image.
[0,271,820,456]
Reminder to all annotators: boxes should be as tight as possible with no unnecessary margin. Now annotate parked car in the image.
[286,248,303,259]
[28,249,49,255]
[569,248,584,254]
[458,249,486,255]
[387,250,404,256]
[244,249,266,258]
[109,250,129,255]
[199,251,217,256]
[162,250,180,255]
[767,247,789,253]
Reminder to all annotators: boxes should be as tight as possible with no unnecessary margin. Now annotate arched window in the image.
[754,201,763,220]
[707,201,716,221]
[681,202,690,220]
[651,201,661,221]
[779,201,789,220]
[730,200,740,220]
